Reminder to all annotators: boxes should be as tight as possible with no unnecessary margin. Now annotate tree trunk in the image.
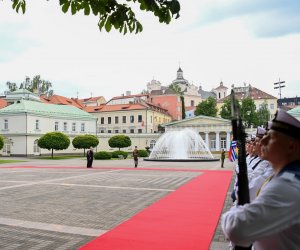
[51,148,53,158]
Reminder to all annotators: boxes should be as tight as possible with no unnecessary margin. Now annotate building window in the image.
[55,122,59,131]
[101,117,104,124]
[270,103,274,109]
[138,129,142,133]
[100,130,104,133]
[115,116,119,124]
[108,130,112,133]
[122,129,126,133]
[72,123,76,132]
[130,115,134,123]
[122,116,126,123]
[81,123,85,132]
[138,115,142,122]
[33,139,40,153]
[115,130,119,133]
[108,117,111,124]
[35,120,40,130]
[220,139,226,150]
[130,129,134,133]
[177,106,180,111]
[210,140,216,150]
[150,116,152,123]
[4,119,8,130]
[191,100,194,106]
[63,122,67,131]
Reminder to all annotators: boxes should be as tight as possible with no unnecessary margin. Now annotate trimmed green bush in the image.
[138,149,149,157]
[94,151,112,160]
[108,135,131,150]
[111,150,128,158]
[0,135,4,150]
[38,132,70,158]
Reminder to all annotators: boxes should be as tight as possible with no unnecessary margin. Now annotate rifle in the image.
[230,90,252,250]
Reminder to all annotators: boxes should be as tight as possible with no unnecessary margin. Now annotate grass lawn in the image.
[0,159,26,164]
[38,155,84,160]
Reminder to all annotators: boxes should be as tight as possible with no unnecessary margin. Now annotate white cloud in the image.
[0,1,299,100]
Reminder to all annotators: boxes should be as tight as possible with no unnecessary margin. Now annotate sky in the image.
[1,0,300,101]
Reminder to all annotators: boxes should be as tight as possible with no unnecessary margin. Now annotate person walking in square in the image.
[133,146,139,168]
[221,149,225,168]
[86,147,94,168]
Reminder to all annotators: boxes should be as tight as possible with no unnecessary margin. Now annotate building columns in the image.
[226,132,231,151]
[216,132,220,151]
[205,132,209,148]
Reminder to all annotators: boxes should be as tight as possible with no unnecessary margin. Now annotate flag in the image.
[228,140,238,162]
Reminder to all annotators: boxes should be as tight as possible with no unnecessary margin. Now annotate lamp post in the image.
[274,78,285,107]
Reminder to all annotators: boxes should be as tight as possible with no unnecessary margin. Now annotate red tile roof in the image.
[218,85,277,102]
[0,98,8,109]
[40,95,84,108]
[109,94,149,101]
[78,96,105,103]
[83,103,147,113]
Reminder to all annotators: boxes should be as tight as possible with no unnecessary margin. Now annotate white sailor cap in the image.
[256,126,266,138]
[251,134,256,141]
[271,109,300,140]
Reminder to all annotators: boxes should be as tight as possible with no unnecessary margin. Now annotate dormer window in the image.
[35,120,40,130]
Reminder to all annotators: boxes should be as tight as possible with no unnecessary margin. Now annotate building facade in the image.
[86,102,172,135]
[163,115,233,151]
[0,100,97,156]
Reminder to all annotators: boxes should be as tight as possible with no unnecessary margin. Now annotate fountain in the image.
[144,128,219,162]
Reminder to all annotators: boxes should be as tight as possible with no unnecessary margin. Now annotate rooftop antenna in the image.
[76,91,79,99]
[274,78,285,101]
[90,92,93,98]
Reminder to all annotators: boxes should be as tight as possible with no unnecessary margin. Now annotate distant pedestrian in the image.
[221,149,225,168]
[133,146,139,168]
[87,147,94,168]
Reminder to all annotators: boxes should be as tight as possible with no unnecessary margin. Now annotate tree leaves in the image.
[9,0,180,34]
[195,97,218,117]
[12,0,26,14]
[5,75,54,97]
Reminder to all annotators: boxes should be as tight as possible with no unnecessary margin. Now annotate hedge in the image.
[94,151,112,160]
[138,149,149,157]
[111,150,128,158]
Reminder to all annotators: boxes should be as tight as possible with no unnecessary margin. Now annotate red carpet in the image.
[80,170,232,250]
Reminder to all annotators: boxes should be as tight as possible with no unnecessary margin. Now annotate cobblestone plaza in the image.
[0,158,234,249]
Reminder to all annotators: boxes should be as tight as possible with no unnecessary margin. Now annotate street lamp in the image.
[274,78,285,106]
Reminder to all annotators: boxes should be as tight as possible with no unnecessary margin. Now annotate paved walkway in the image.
[0,157,234,249]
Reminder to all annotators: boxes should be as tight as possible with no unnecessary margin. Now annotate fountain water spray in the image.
[145,128,218,162]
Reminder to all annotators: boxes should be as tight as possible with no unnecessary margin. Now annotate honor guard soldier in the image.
[222,109,300,249]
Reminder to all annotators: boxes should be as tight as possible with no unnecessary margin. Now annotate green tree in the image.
[255,101,270,127]
[0,135,4,150]
[9,0,181,34]
[194,96,218,117]
[38,132,70,158]
[7,75,54,97]
[240,97,258,128]
[220,98,241,120]
[6,81,17,92]
[108,135,131,151]
[168,83,185,119]
[72,134,99,156]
